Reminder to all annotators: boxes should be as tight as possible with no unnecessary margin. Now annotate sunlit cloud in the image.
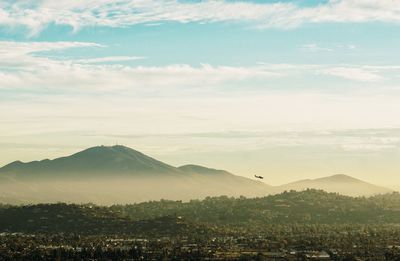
[300,43,333,52]
[75,56,146,64]
[322,67,383,82]
[1,40,400,95]
[0,41,283,91]
[1,0,400,36]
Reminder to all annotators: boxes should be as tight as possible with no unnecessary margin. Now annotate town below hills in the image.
[2,190,400,259]
[2,189,400,233]
[0,145,394,205]
[0,147,399,260]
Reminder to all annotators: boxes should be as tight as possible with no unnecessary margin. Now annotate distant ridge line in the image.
[0,145,393,204]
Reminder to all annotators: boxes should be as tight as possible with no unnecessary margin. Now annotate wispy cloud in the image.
[1,41,399,93]
[85,128,400,153]
[300,43,333,52]
[0,41,281,91]
[0,41,102,53]
[1,0,400,35]
[0,41,102,69]
[322,67,383,82]
[74,56,146,64]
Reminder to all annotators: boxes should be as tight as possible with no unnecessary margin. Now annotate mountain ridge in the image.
[0,145,393,204]
[0,145,182,178]
[0,145,272,204]
[278,173,392,196]
[178,164,231,176]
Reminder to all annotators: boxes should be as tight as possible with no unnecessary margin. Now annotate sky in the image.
[1,0,400,187]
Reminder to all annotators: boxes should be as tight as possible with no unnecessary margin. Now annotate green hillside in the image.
[2,190,400,235]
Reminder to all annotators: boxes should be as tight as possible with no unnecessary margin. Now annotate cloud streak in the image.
[1,0,400,35]
[1,41,400,93]
[0,41,281,92]
[75,56,146,64]
[322,67,383,82]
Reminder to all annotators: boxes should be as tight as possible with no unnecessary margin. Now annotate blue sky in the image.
[1,0,400,186]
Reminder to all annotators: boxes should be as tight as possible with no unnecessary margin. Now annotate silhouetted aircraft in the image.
[254,175,264,179]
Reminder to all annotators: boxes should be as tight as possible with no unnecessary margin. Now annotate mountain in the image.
[178,164,231,176]
[0,145,272,204]
[0,145,181,179]
[277,174,392,196]
[0,146,393,204]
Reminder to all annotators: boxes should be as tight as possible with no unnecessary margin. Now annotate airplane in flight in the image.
[254,175,264,179]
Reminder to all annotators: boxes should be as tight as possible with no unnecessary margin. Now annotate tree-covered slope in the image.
[115,189,400,226]
[2,190,400,235]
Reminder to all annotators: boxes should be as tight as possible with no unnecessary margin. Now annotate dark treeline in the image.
[114,189,400,227]
[1,189,400,234]
[3,190,400,260]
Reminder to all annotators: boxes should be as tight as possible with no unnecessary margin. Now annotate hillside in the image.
[0,146,393,204]
[2,190,400,235]
[277,174,392,196]
[0,145,271,204]
[0,145,181,178]
[0,203,199,236]
[178,164,231,175]
[116,189,400,226]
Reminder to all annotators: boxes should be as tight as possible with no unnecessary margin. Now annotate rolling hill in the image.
[0,145,181,179]
[0,145,393,204]
[0,145,272,204]
[277,174,392,196]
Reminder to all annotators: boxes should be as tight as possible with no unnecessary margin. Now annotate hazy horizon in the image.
[2,2,400,259]
[0,144,397,190]
[1,0,400,188]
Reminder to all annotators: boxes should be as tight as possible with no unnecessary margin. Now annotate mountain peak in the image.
[279,174,392,197]
[0,145,273,203]
[316,174,360,183]
[0,160,24,172]
[77,144,135,154]
[0,145,180,177]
